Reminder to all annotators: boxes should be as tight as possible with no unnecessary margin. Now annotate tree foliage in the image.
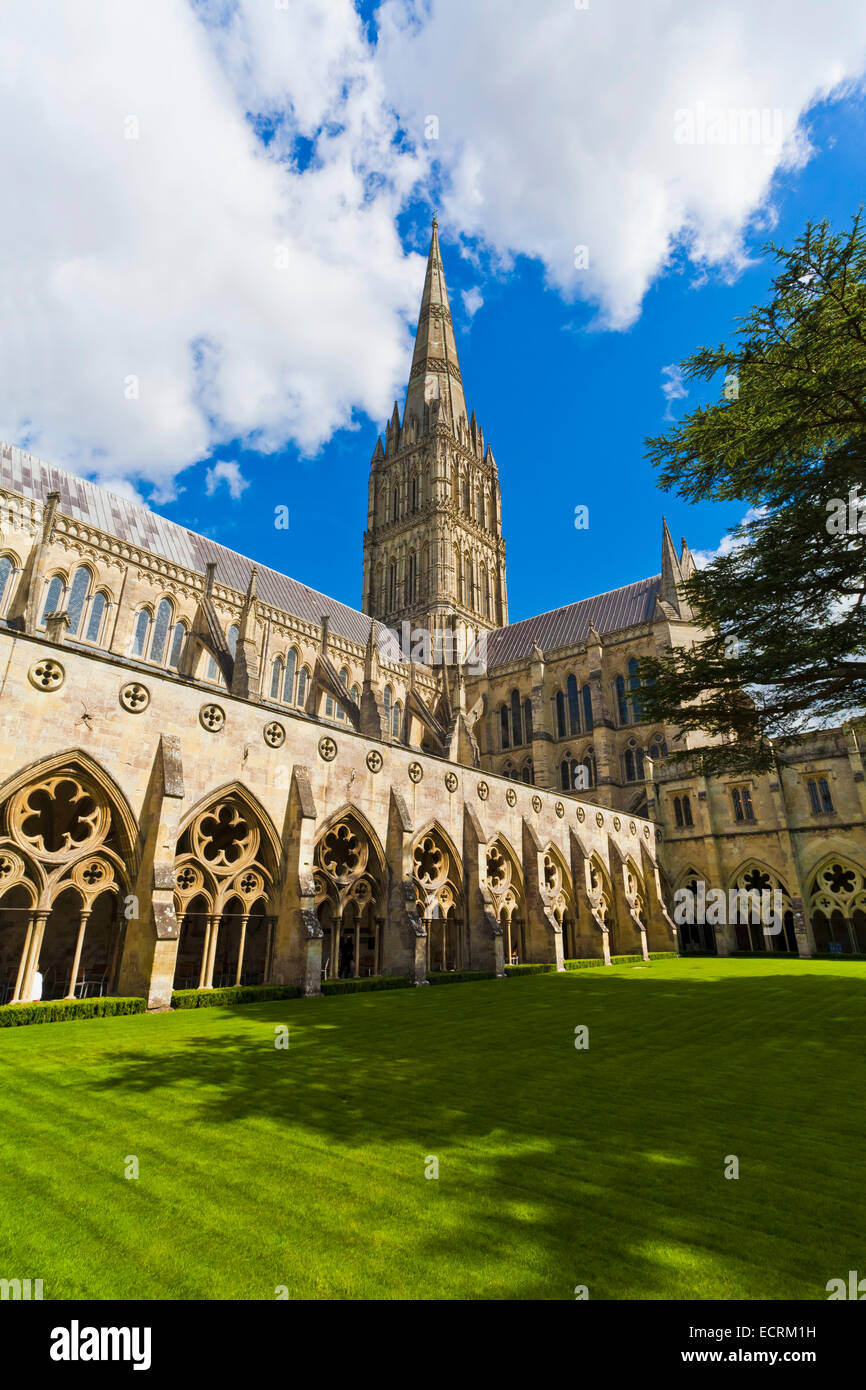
[640,214,866,773]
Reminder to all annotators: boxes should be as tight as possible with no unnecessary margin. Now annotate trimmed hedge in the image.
[172,984,303,1010]
[505,963,557,976]
[320,976,412,995]
[0,996,146,1028]
[426,970,497,985]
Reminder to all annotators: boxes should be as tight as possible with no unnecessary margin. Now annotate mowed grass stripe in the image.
[1,959,864,1298]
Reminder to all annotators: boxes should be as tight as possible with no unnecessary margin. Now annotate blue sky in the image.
[3,0,865,625]
[166,90,866,622]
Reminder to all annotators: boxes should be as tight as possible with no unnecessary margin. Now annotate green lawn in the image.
[0,957,863,1300]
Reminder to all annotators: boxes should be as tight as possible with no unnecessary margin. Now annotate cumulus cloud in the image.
[205,459,249,499]
[0,0,425,495]
[377,0,866,327]
[2,0,866,497]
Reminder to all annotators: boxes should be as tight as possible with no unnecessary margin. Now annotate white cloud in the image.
[205,459,249,500]
[693,507,767,567]
[2,1,866,497]
[377,0,866,328]
[660,364,689,421]
[0,0,425,495]
[461,287,484,318]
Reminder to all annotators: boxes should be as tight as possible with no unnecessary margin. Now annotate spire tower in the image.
[361,219,508,642]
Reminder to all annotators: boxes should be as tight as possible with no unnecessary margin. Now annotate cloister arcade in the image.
[0,755,133,1004]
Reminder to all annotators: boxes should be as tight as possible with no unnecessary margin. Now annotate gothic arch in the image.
[727,859,795,954]
[808,854,866,955]
[0,752,136,1004]
[313,807,387,981]
[412,821,464,973]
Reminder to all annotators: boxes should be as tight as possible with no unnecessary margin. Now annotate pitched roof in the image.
[0,442,388,649]
[485,575,662,668]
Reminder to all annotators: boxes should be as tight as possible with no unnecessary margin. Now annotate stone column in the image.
[66,909,92,999]
[235,916,249,986]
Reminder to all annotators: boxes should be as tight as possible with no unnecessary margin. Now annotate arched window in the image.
[616,674,629,726]
[674,796,684,828]
[555,690,567,740]
[383,685,393,728]
[523,698,533,744]
[683,795,693,827]
[388,561,397,610]
[392,486,399,521]
[283,648,297,704]
[500,704,510,750]
[581,750,596,789]
[628,657,643,723]
[649,737,667,762]
[40,575,65,627]
[84,592,108,644]
[567,674,581,734]
[392,700,402,739]
[150,598,173,664]
[0,554,14,614]
[510,689,522,747]
[476,488,484,525]
[407,553,417,603]
[560,759,569,791]
[168,622,186,669]
[296,666,309,708]
[463,477,471,512]
[625,742,645,782]
[227,625,239,659]
[410,476,418,513]
[131,608,151,657]
[270,656,284,700]
[205,650,220,681]
[521,762,532,784]
[65,566,91,636]
[581,684,593,731]
[482,569,490,618]
[464,554,473,608]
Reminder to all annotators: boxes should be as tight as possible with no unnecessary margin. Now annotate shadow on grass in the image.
[86,967,866,1299]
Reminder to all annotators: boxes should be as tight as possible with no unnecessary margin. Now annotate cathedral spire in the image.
[660,516,684,608]
[403,217,468,433]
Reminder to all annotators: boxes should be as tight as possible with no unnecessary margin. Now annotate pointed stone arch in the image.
[313,806,387,981]
[412,819,464,972]
[0,750,137,1003]
[172,782,281,991]
[485,833,524,965]
[541,841,574,953]
[807,854,866,955]
[727,858,795,954]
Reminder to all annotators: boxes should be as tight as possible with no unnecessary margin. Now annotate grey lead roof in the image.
[0,443,388,649]
[484,575,662,667]
[0,442,659,662]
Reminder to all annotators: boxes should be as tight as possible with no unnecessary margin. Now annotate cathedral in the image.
[0,220,864,1010]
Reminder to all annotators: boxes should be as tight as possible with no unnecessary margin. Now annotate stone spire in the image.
[660,516,684,609]
[402,216,467,434]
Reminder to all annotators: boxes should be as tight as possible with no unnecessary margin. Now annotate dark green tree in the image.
[641,214,866,774]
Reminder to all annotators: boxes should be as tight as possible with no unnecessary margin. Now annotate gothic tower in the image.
[361,218,508,640]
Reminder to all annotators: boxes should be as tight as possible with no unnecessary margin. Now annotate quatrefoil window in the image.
[29,659,64,690]
[176,866,197,891]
